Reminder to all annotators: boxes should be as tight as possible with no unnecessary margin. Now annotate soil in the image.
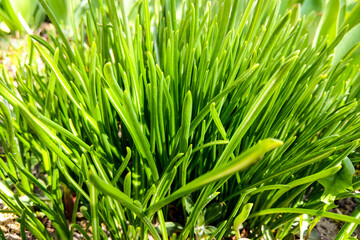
[314,197,360,240]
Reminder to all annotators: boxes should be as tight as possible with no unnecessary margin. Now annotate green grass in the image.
[0,0,360,239]
[0,0,44,34]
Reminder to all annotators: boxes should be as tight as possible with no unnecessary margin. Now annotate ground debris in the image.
[315,197,360,240]
[0,200,33,240]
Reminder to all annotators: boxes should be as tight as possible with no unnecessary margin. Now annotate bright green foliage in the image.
[234,203,253,239]
[0,0,93,35]
[0,0,41,33]
[318,157,355,204]
[332,23,360,66]
[0,0,360,239]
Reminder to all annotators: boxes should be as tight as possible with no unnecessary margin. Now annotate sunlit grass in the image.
[0,0,360,239]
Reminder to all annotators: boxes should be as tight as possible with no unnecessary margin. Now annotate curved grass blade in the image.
[249,208,360,225]
[145,138,283,215]
[88,173,161,240]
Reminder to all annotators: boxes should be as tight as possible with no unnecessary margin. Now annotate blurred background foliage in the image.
[1,0,359,62]
[1,0,359,35]
[0,0,95,35]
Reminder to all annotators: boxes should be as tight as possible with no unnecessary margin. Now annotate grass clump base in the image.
[0,0,360,239]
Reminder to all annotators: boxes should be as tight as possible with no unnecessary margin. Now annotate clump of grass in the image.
[0,0,360,239]
[0,0,44,34]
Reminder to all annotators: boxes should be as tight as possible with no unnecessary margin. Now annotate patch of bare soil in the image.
[0,200,32,239]
[315,197,360,240]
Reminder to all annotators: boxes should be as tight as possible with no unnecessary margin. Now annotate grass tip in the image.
[104,62,112,70]
[263,138,284,149]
